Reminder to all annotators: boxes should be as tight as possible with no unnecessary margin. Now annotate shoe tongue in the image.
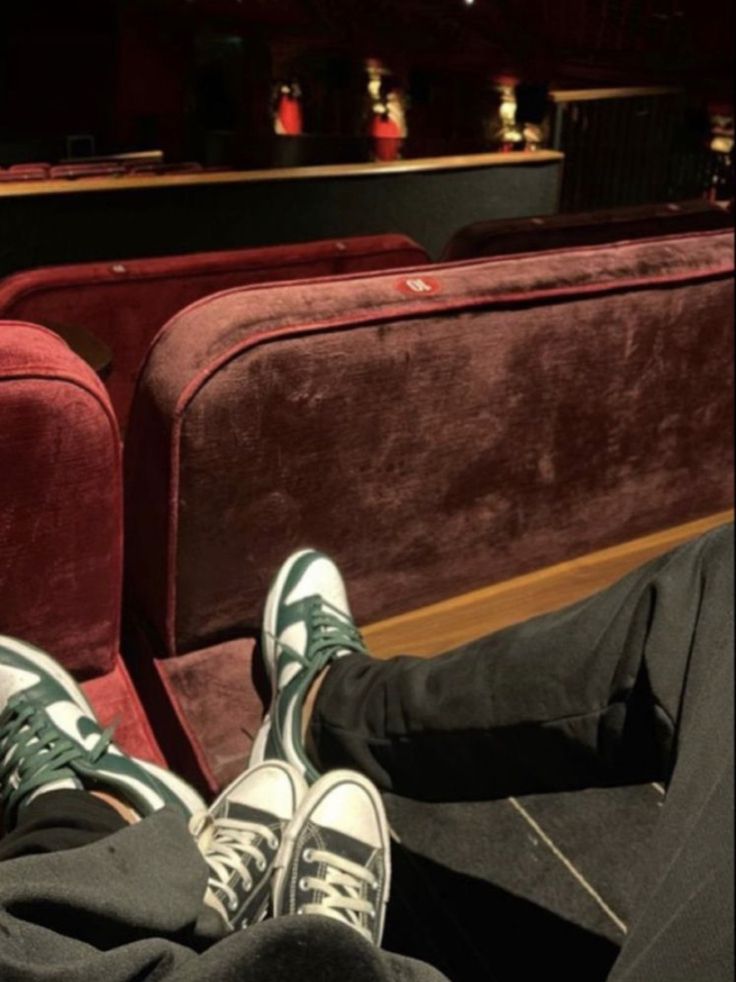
[309,824,375,870]
[222,801,279,828]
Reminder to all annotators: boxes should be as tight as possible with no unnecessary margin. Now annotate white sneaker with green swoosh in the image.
[249,550,368,783]
[0,635,205,831]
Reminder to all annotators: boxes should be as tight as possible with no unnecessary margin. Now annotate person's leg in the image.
[605,524,733,982]
[0,788,126,860]
[0,633,205,837]
[306,524,733,800]
[0,640,445,982]
[251,528,733,982]
[0,777,444,982]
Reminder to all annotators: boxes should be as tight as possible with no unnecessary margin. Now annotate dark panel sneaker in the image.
[272,769,391,945]
[190,761,307,932]
[249,549,368,783]
[0,635,204,831]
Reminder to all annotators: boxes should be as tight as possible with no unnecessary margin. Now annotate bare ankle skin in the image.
[90,791,140,825]
[301,666,330,745]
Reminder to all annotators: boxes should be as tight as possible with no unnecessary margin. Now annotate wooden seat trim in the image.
[363,511,733,659]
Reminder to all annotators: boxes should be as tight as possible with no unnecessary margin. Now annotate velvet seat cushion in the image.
[0,235,429,428]
[123,230,733,790]
[441,199,734,261]
[82,654,166,765]
[0,321,164,764]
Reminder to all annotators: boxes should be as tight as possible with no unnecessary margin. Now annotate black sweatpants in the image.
[0,789,126,860]
[311,523,734,981]
[0,525,732,981]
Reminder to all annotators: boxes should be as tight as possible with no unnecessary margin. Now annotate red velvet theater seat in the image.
[123,229,734,795]
[0,235,429,428]
[0,165,49,182]
[8,163,51,172]
[441,199,734,261]
[48,163,127,179]
[128,162,204,175]
[0,321,164,764]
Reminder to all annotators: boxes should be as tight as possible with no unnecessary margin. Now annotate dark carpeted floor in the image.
[382,783,664,981]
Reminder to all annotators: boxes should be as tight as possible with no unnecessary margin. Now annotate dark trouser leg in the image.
[310,524,733,800]
[310,524,734,982]
[0,789,126,859]
[0,807,449,982]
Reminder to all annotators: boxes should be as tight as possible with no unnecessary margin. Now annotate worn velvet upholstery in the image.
[0,321,164,763]
[123,229,734,792]
[0,235,428,427]
[441,199,734,261]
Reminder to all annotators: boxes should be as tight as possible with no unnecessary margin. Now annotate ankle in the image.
[90,791,140,825]
[300,666,330,747]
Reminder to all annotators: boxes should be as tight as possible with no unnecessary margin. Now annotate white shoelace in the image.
[298,846,379,943]
[190,812,278,915]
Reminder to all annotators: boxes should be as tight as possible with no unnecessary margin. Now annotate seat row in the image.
[0,161,213,182]
[1,217,732,795]
[0,199,730,429]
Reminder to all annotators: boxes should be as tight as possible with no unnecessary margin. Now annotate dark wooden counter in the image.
[0,151,564,270]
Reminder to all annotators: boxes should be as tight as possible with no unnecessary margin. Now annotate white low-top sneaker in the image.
[249,549,368,783]
[0,635,204,830]
[190,760,307,932]
[272,769,391,945]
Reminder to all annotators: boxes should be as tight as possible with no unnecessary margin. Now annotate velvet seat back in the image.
[0,235,429,428]
[124,229,734,663]
[0,322,121,678]
[441,199,734,261]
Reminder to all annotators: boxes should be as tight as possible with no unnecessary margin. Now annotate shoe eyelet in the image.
[299,877,310,891]
[268,835,279,850]
[256,859,266,872]
[297,906,305,915]
[303,848,314,862]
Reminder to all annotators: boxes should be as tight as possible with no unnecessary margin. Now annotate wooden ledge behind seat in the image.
[363,511,733,660]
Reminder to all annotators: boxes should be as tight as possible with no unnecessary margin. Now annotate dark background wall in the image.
[0,0,731,167]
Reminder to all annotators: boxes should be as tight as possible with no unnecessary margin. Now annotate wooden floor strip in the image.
[508,796,628,935]
[364,512,733,659]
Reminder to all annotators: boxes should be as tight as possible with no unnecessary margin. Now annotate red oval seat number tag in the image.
[396,276,442,296]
